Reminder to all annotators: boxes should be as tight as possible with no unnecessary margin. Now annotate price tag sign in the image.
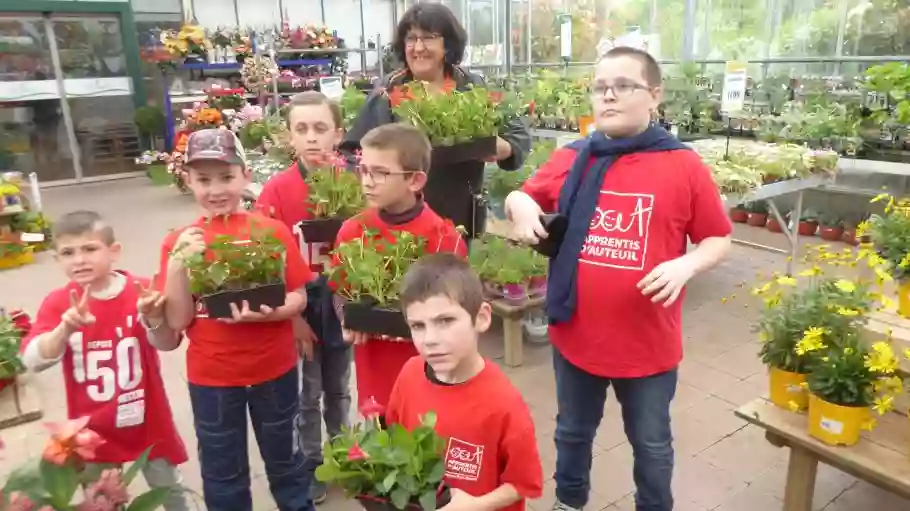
[319,76,344,100]
[721,61,747,114]
[559,14,572,60]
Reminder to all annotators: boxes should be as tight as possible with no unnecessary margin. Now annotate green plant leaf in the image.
[122,446,153,485]
[2,459,43,498]
[126,487,173,511]
[382,470,399,494]
[419,489,438,511]
[314,463,337,483]
[426,460,445,483]
[421,411,437,429]
[39,460,78,510]
[390,487,411,510]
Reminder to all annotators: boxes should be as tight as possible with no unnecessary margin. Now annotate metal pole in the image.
[503,0,512,77]
[834,0,848,76]
[681,0,697,61]
[376,33,384,78]
[44,15,84,182]
[232,0,240,26]
[525,0,531,68]
[320,0,326,24]
[359,0,367,72]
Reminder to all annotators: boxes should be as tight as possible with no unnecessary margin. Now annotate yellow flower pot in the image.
[0,247,34,270]
[807,393,869,446]
[768,367,808,410]
[898,280,910,318]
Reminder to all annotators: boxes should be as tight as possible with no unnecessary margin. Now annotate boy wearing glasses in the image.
[329,122,466,417]
[506,47,732,511]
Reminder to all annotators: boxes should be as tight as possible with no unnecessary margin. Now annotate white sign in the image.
[319,77,344,101]
[559,14,572,59]
[721,61,747,114]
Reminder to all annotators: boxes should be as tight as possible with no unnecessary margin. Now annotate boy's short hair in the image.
[287,91,343,129]
[600,46,662,87]
[361,123,431,173]
[184,129,247,168]
[53,210,115,246]
[400,253,484,318]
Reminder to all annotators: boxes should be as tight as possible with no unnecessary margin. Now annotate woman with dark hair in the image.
[341,2,531,240]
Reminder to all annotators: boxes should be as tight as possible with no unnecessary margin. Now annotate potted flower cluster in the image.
[818,214,844,242]
[748,245,905,446]
[861,193,910,317]
[160,22,212,64]
[183,224,287,319]
[2,417,176,510]
[469,236,547,303]
[728,203,749,224]
[329,230,429,339]
[389,82,501,165]
[484,141,556,219]
[315,400,450,511]
[743,201,768,227]
[340,86,368,131]
[299,152,365,243]
[0,309,28,393]
[797,210,819,236]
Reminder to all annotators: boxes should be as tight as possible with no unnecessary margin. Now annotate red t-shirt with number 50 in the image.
[21,272,187,465]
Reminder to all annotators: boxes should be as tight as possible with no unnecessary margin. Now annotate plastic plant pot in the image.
[818,226,844,242]
[501,283,527,304]
[202,283,287,319]
[766,218,783,233]
[528,276,547,297]
[729,208,749,223]
[746,212,768,227]
[798,221,818,236]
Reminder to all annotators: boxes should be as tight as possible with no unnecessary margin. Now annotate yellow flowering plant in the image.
[860,192,910,281]
[802,332,907,415]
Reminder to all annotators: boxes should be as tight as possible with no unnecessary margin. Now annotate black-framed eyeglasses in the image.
[591,82,649,99]
[356,165,415,184]
[404,33,441,47]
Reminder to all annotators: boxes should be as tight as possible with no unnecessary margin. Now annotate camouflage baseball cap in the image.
[184,129,246,166]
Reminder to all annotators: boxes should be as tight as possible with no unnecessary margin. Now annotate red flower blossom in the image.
[488,90,504,104]
[359,397,385,419]
[43,416,105,465]
[528,100,536,116]
[7,492,35,511]
[79,469,130,510]
[347,443,368,461]
[9,309,31,334]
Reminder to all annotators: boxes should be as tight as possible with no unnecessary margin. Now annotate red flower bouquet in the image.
[315,399,450,511]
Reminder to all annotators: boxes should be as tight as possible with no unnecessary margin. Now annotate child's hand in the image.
[61,286,95,332]
[225,300,278,323]
[136,281,166,322]
[341,326,369,345]
[438,489,483,511]
[170,227,206,264]
[293,316,317,361]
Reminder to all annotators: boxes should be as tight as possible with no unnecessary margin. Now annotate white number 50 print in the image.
[69,333,144,402]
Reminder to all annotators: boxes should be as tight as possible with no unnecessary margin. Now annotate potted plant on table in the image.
[729,203,749,223]
[298,153,365,243]
[315,401,450,511]
[183,225,287,319]
[799,332,907,446]
[861,193,910,317]
[818,214,844,242]
[329,230,428,339]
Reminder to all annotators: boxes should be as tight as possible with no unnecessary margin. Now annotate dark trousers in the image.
[553,348,677,511]
[189,368,314,511]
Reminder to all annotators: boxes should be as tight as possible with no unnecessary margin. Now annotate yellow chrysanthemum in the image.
[776,276,797,287]
[834,279,856,293]
[861,417,878,431]
[873,395,895,415]
[865,342,899,374]
[836,307,860,316]
[798,266,824,277]
[751,283,772,296]
[795,327,827,355]
[787,400,801,412]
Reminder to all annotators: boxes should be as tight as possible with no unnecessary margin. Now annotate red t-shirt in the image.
[155,212,313,387]
[254,163,332,273]
[331,205,468,408]
[21,272,188,465]
[387,357,543,511]
[521,147,731,378]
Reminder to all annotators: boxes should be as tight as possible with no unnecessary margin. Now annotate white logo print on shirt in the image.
[444,438,484,481]
[580,191,654,271]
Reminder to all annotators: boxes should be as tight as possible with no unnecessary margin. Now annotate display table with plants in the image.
[861,192,910,318]
[0,173,50,269]
[329,230,428,339]
[184,226,288,319]
[467,235,547,367]
[731,245,910,511]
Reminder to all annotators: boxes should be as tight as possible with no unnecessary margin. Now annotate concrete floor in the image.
[1,177,909,510]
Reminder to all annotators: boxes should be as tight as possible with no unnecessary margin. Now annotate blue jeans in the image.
[297,343,352,471]
[553,348,677,511]
[189,368,314,511]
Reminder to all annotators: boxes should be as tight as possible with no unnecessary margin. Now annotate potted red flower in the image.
[745,202,768,227]
[315,399,451,511]
[798,210,819,236]
[1,417,175,510]
[0,309,28,393]
[767,216,784,233]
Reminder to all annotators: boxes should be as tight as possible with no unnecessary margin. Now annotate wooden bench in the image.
[0,379,43,431]
[735,398,910,510]
[489,296,545,367]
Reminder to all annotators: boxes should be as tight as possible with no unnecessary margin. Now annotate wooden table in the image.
[0,379,43,431]
[488,296,545,367]
[735,398,910,510]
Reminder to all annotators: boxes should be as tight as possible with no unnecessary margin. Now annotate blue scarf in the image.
[546,125,689,323]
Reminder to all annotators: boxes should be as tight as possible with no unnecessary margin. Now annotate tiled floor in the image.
[1,178,909,510]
